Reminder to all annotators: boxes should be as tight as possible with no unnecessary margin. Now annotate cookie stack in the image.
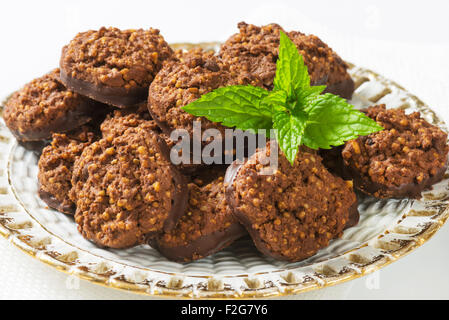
[4,23,447,263]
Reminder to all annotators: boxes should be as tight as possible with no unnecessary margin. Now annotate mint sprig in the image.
[302,93,384,149]
[182,85,273,133]
[182,30,383,164]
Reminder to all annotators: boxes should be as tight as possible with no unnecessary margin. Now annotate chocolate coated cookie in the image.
[60,27,173,108]
[148,49,252,171]
[148,48,252,139]
[226,143,358,262]
[101,107,206,174]
[151,167,246,262]
[70,121,188,248]
[220,22,354,99]
[4,69,103,142]
[38,126,97,214]
[342,105,449,198]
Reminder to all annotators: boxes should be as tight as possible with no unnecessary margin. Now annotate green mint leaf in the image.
[273,30,326,115]
[302,94,384,149]
[261,90,288,110]
[295,85,326,106]
[181,85,273,132]
[273,107,308,164]
[273,31,311,99]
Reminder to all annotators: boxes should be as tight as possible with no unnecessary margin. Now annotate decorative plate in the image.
[0,43,448,299]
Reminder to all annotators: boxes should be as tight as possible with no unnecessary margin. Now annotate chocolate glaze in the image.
[60,67,147,109]
[344,200,360,229]
[323,77,355,100]
[38,185,75,215]
[9,98,100,142]
[319,145,345,178]
[224,160,360,261]
[189,164,229,185]
[149,222,246,263]
[343,161,448,199]
[18,139,50,156]
[150,164,246,262]
[311,73,354,100]
[154,133,190,232]
[147,104,172,135]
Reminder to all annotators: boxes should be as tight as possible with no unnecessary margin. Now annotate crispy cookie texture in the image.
[149,49,253,172]
[342,105,449,199]
[226,143,358,262]
[100,107,206,174]
[219,22,354,98]
[70,122,188,249]
[100,104,155,139]
[60,27,174,108]
[148,48,253,138]
[3,68,100,141]
[151,166,246,262]
[38,126,97,215]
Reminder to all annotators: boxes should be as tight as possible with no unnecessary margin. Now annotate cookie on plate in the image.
[70,121,188,248]
[60,27,173,108]
[100,102,154,138]
[342,104,449,199]
[100,106,205,174]
[148,48,246,137]
[38,125,97,215]
[219,22,354,99]
[151,166,246,262]
[148,49,253,171]
[225,143,359,262]
[3,68,104,142]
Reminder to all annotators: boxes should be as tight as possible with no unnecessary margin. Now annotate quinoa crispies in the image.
[60,27,173,108]
[151,166,246,262]
[226,143,358,262]
[99,105,155,138]
[70,122,188,248]
[148,48,255,171]
[148,48,254,138]
[4,68,100,141]
[38,126,97,215]
[342,104,449,198]
[99,108,204,173]
[219,22,354,98]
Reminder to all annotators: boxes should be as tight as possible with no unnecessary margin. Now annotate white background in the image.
[0,0,448,299]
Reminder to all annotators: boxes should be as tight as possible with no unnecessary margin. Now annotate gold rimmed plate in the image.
[0,43,448,299]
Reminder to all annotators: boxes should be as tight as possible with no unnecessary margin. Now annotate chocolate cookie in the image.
[148,48,252,139]
[70,121,188,248]
[3,69,103,142]
[226,143,358,262]
[151,167,246,262]
[148,49,252,170]
[100,103,154,138]
[342,105,449,199]
[38,126,97,215]
[219,22,354,99]
[100,107,205,174]
[60,27,173,108]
